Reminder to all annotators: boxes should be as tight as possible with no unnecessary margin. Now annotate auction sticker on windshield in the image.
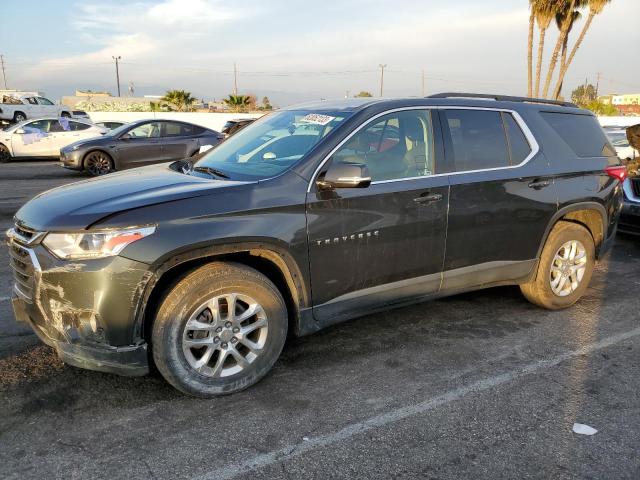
[300,114,336,125]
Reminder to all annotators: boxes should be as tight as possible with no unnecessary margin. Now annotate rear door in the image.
[306,108,449,324]
[115,121,163,167]
[439,108,557,289]
[159,121,200,161]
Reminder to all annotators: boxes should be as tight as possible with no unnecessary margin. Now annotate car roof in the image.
[284,95,588,115]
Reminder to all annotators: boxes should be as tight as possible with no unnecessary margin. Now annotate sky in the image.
[1,0,639,106]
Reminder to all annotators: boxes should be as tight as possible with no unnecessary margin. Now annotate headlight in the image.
[42,226,156,260]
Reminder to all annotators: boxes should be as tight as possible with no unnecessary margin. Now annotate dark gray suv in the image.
[8,93,624,397]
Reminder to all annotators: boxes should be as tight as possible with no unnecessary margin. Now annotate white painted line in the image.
[198,326,640,480]
[0,296,10,303]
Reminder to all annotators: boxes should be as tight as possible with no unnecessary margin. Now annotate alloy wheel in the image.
[182,293,269,378]
[85,152,112,175]
[549,239,587,297]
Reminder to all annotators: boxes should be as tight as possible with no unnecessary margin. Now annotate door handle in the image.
[528,179,551,189]
[413,192,443,204]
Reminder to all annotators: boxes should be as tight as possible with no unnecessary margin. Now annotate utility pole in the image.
[379,64,387,97]
[595,72,602,97]
[233,62,238,95]
[0,55,7,89]
[112,56,122,97]
[421,70,425,97]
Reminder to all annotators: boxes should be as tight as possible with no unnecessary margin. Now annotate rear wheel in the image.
[13,112,26,123]
[520,221,595,309]
[0,143,11,163]
[84,151,114,176]
[152,262,288,397]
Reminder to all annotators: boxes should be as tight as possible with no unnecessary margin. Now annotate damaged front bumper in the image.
[7,226,152,376]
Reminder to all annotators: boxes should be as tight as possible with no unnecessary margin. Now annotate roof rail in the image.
[427,92,578,108]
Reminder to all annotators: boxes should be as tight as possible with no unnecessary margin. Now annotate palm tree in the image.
[160,90,196,112]
[527,3,536,97]
[223,94,252,113]
[552,4,582,98]
[551,0,611,99]
[532,0,557,97]
[541,0,577,99]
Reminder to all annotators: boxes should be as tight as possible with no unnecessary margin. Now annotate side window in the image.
[37,97,54,106]
[26,97,38,105]
[540,112,615,157]
[162,122,184,137]
[69,121,90,131]
[502,113,532,164]
[24,120,49,132]
[442,109,509,171]
[332,110,435,181]
[48,120,65,132]
[128,122,161,138]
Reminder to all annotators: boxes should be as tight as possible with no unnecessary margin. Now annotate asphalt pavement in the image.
[0,161,639,480]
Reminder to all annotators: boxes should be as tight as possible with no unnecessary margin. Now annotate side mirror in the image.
[263,152,276,160]
[120,133,131,140]
[317,162,371,190]
[14,128,25,134]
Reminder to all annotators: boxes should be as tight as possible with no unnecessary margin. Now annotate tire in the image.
[520,221,595,310]
[0,143,11,163]
[152,262,288,397]
[83,150,114,176]
[13,112,26,123]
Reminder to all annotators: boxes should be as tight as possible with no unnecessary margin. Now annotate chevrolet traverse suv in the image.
[7,93,624,397]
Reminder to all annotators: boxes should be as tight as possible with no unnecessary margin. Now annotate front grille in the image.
[632,178,640,197]
[9,241,35,302]
[15,224,35,242]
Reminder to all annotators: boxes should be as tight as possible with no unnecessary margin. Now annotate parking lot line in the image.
[0,296,10,303]
[198,326,640,480]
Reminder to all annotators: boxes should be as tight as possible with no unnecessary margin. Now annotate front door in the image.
[116,121,163,167]
[11,119,54,157]
[306,108,449,325]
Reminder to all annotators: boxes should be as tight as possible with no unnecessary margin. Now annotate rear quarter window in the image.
[540,112,615,158]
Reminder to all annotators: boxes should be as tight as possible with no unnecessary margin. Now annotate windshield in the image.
[193,109,351,180]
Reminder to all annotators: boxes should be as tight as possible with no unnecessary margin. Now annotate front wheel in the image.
[0,143,11,163]
[84,151,114,176]
[520,221,595,310]
[152,262,288,397]
[13,112,26,123]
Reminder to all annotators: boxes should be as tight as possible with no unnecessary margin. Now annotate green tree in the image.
[584,100,618,116]
[354,91,373,97]
[261,96,273,110]
[570,83,597,106]
[160,89,196,112]
[223,94,252,113]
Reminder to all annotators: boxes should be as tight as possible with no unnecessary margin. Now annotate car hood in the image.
[62,135,111,151]
[15,164,251,231]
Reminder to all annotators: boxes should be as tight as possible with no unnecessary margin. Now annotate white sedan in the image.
[0,117,107,162]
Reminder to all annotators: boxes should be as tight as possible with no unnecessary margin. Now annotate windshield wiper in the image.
[193,166,230,179]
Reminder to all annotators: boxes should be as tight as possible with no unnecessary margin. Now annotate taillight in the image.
[605,165,627,182]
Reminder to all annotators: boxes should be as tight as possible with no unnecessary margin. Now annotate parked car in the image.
[221,118,256,137]
[94,120,128,130]
[0,94,87,124]
[60,119,223,176]
[619,124,640,235]
[0,117,107,162]
[605,128,638,161]
[7,93,624,397]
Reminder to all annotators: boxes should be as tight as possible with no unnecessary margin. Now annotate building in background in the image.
[598,93,640,116]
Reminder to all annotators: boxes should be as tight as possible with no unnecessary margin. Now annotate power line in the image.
[233,62,238,95]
